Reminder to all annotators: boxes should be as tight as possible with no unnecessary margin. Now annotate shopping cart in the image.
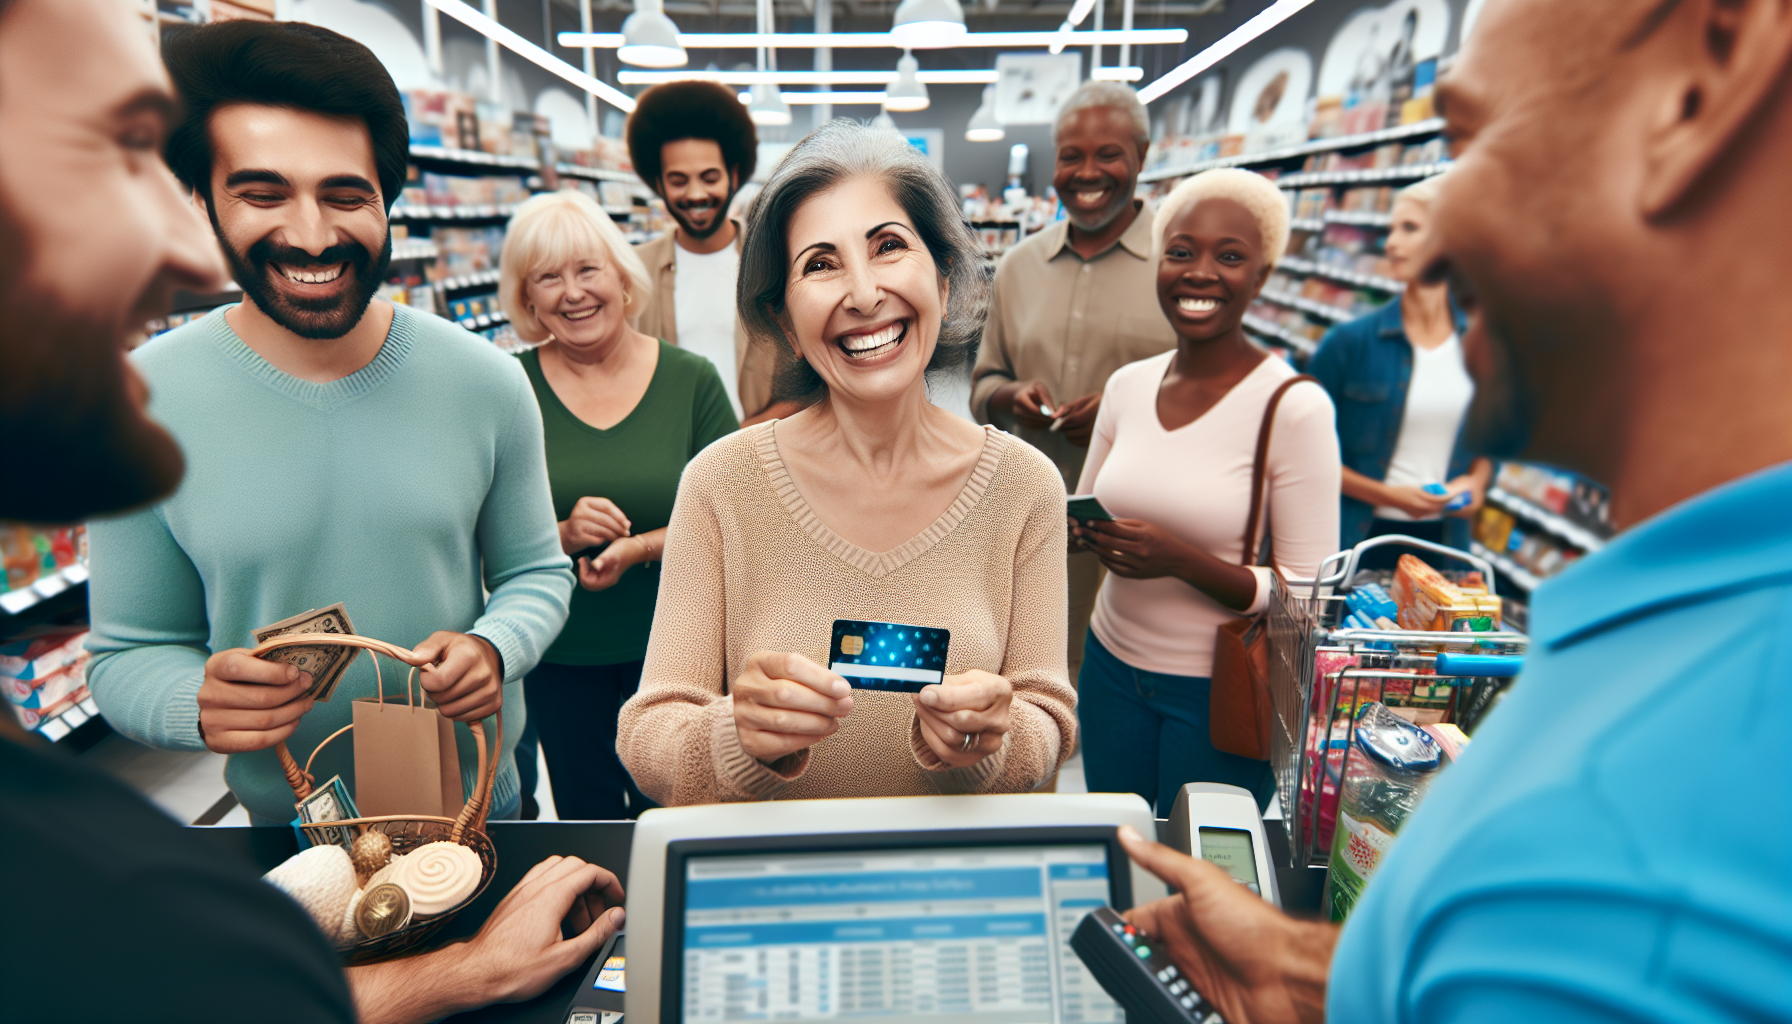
[1265,535,1529,868]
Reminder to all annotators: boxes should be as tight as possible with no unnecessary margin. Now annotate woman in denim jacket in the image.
[1308,176,1491,563]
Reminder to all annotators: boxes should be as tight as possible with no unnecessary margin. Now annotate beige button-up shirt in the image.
[972,204,1178,488]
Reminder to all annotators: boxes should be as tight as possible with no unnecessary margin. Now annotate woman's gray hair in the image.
[737,119,989,405]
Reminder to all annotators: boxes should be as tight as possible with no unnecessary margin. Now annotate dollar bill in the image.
[254,602,359,702]
[296,774,359,852]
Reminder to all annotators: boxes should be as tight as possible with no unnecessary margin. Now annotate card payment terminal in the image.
[1167,783,1280,908]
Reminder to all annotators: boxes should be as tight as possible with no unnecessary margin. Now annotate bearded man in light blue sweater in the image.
[86,21,573,826]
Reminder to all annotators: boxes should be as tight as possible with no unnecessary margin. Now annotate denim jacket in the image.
[1307,296,1475,551]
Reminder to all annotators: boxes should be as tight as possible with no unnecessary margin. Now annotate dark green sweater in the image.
[521,341,738,665]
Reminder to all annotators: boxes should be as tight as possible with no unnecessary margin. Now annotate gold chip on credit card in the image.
[841,635,864,655]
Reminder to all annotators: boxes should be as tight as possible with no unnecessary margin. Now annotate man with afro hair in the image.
[628,80,795,424]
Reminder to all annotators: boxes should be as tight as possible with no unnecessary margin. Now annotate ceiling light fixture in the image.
[1050,0,1098,54]
[966,84,1003,142]
[1138,0,1317,103]
[560,29,1185,50]
[782,91,888,104]
[618,69,1000,85]
[883,51,930,112]
[747,81,794,124]
[617,0,686,67]
[890,0,967,49]
[425,0,636,111]
[871,110,901,132]
[1091,66,1144,82]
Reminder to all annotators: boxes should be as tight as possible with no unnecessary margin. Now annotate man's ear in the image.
[1640,0,1792,218]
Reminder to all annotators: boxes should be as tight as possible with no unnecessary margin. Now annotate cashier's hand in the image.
[732,651,854,764]
[412,631,504,722]
[197,649,316,753]
[350,855,626,1024]
[1052,392,1102,446]
[1117,826,1337,1024]
[914,670,1012,768]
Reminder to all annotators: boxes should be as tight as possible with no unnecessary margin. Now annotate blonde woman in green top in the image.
[500,190,739,819]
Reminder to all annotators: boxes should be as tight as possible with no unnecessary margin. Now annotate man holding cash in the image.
[1,3,618,1021]
[85,19,573,825]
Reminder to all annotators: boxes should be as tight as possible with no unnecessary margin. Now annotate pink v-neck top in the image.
[618,421,1075,804]
[1076,352,1341,678]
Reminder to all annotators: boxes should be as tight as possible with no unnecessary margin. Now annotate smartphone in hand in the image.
[829,620,950,693]
[1066,494,1116,523]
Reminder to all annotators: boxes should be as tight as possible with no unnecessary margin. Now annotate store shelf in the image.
[555,163,639,184]
[0,563,89,617]
[390,203,520,221]
[1243,314,1319,357]
[1258,289,1355,324]
[33,695,101,743]
[439,268,501,292]
[1471,540,1542,593]
[603,205,636,217]
[390,238,439,261]
[458,309,510,331]
[1488,487,1609,552]
[409,144,540,172]
[1141,118,1446,183]
[1325,209,1395,228]
[1276,162,1451,189]
[1289,217,1326,233]
[1279,256,1403,294]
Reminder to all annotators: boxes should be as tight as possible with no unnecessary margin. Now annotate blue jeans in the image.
[1077,632,1276,817]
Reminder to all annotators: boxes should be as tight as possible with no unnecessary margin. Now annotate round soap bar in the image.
[263,845,357,943]
[392,841,481,916]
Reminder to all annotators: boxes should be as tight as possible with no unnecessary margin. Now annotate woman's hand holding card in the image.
[914,670,1012,768]
[732,651,855,765]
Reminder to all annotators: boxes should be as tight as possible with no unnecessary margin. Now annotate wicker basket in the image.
[253,632,502,965]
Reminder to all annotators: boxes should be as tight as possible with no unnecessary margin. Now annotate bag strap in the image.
[1240,374,1319,568]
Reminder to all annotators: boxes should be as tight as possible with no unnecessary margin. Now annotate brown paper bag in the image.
[351,694,465,818]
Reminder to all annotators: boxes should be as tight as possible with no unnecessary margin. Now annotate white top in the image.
[1374,333,1474,521]
[673,242,743,419]
[1076,352,1341,678]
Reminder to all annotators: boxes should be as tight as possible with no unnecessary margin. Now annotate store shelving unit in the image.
[1470,540,1543,594]
[1486,486,1608,553]
[1278,255,1403,295]
[1258,288,1354,324]
[1241,314,1318,358]
[1141,118,1446,184]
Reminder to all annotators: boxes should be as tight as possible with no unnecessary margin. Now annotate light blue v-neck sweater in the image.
[86,304,574,823]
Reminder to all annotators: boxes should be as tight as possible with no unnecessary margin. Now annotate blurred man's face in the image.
[1053,106,1146,234]
[0,0,226,523]
[1430,0,1636,469]
[659,137,737,241]
[205,104,391,340]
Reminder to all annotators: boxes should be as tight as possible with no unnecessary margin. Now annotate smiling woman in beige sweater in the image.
[616,122,1075,805]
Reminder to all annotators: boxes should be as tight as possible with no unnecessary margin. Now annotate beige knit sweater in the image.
[617,421,1075,805]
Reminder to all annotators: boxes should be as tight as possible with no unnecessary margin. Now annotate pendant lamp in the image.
[884,52,930,112]
[890,0,967,49]
[617,0,686,67]
[965,84,1003,141]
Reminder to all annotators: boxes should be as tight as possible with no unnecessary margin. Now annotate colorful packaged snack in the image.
[1325,702,1443,921]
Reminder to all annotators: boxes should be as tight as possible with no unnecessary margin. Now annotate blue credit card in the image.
[829,619,950,692]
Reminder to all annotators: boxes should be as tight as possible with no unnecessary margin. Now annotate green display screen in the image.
[1198,827,1259,892]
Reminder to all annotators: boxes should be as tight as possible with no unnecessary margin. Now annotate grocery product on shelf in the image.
[2,628,90,730]
[1,524,83,595]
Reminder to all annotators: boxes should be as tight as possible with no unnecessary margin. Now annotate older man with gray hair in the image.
[972,81,1176,686]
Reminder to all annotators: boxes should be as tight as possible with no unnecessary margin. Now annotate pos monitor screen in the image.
[661,827,1133,1024]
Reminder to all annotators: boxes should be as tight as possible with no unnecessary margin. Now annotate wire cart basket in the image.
[1267,535,1529,869]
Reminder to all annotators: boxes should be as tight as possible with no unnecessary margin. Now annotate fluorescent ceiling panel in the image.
[1138,0,1317,104]
[559,29,1185,49]
[425,0,636,111]
[617,69,1003,84]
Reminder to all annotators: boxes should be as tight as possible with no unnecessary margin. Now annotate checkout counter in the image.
[187,793,1326,1024]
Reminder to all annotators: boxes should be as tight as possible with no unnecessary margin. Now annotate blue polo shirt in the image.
[1328,462,1792,1022]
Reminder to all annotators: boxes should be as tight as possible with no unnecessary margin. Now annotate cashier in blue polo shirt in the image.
[1111,2,1792,1021]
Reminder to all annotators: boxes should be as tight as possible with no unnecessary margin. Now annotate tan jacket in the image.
[633,223,778,419]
